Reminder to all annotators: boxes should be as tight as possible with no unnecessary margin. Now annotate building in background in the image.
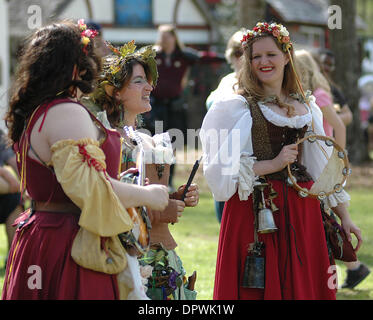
[6,0,226,132]
[265,0,366,50]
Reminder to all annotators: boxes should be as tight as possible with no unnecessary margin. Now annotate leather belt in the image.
[31,200,81,215]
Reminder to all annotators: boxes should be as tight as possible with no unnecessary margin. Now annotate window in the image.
[115,0,152,27]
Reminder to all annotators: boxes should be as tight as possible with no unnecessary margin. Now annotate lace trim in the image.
[323,189,351,210]
[257,102,312,128]
[238,153,259,201]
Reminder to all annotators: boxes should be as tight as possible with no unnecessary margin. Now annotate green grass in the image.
[1,171,372,300]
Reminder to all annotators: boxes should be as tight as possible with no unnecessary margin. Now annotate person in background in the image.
[295,50,346,148]
[205,29,245,223]
[0,130,23,269]
[143,24,224,192]
[86,20,111,58]
[314,49,353,126]
[313,48,371,289]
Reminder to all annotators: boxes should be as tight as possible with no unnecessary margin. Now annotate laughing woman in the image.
[2,20,169,300]
[200,22,362,300]
[88,41,199,300]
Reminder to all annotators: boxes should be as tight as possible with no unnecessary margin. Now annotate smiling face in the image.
[116,63,153,119]
[250,36,289,88]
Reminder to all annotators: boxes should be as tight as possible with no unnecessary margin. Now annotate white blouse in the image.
[199,93,350,209]
[95,111,175,165]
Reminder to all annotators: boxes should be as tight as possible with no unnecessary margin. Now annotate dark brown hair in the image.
[91,57,152,128]
[5,20,102,142]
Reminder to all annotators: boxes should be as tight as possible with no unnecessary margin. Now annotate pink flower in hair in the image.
[78,19,87,31]
[272,29,280,37]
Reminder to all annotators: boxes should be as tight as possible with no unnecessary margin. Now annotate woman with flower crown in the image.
[1,20,169,300]
[87,41,199,300]
[200,22,362,300]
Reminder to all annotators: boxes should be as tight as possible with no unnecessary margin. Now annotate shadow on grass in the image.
[337,288,372,300]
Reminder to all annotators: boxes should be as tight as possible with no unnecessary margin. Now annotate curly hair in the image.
[90,57,152,128]
[5,20,102,143]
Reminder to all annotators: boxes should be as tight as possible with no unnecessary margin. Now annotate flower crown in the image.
[102,40,158,88]
[78,19,98,54]
[241,22,292,52]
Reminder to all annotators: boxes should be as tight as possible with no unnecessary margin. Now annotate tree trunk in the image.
[84,0,93,19]
[329,0,366,163]
[237,0,265,29]
[173,0,182,26]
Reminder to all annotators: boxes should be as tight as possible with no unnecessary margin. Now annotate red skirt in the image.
[1,210,119,300]
[214,180,336,300]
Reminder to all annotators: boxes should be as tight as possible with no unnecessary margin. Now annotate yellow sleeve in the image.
[50,138,133,236]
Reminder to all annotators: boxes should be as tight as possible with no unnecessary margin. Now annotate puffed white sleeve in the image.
[200,95,258,202]
[302,96,350,209]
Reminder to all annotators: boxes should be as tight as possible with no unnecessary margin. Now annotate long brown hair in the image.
[5,20,101,143]
[237,34,300,115]
[90,57,152,128]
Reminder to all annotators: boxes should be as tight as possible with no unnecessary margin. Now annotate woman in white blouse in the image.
[200,22,362,300]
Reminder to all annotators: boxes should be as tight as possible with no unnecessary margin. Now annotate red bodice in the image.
[14,98,121,203]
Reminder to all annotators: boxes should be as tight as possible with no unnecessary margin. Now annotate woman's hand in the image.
[341,216,363,252]
[332,203,362,252]
[144,184,169,211]
[174,200,185,223]
[120,168,149,185]
[273,144,298,171]
[121,167,138,176]
[179,183,199,207]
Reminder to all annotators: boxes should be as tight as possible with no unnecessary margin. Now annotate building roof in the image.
[267,0,328,26]
[267,0,366,29]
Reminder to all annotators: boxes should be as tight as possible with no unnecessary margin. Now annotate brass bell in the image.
[257,207,278,234]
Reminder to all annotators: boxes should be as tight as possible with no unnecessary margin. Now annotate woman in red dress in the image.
[200,22,362,300]
[1,20,168,300]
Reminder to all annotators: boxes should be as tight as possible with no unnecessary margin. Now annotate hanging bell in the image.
[242,254,265,288]
[257,207,278,234]
[270,200,279,212]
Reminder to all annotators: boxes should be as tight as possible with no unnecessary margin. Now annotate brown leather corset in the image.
[250,102,313,182]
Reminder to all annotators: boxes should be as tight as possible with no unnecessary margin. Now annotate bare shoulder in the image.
[46,101,91,119]
[41,101,99,145]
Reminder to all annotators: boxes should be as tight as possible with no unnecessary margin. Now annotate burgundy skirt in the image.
[2,210,119,300]
[214,180,336,300]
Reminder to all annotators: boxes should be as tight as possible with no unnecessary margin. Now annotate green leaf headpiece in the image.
[100,40,158,89]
